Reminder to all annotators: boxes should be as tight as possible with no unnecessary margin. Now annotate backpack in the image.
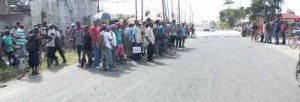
[97,33,106,49]
[26,34,38,52]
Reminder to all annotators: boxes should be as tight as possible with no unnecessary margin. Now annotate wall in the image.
[30,0,97,30]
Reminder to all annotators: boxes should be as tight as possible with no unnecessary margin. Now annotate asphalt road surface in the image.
[1,31,300,102]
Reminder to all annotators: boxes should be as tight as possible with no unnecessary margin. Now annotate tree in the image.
[224,0,234,9]
[156,13,161,17]
[287,9,295,14]
[145,10,151,17]
[248,0,284,21]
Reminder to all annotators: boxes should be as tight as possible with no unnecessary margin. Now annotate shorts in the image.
[116,45,125,56]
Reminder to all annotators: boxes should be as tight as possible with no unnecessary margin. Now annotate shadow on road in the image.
[20,74,43,83]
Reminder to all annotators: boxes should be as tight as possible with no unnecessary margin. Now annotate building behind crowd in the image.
[0,0,30,29]
[30,0,97,29]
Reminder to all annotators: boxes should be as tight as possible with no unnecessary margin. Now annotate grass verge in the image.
[0,52,78,82]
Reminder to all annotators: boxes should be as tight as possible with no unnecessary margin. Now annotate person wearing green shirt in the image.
[3,31,18,66]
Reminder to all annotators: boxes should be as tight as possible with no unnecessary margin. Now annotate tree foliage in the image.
[145,10,151,17]
[287,9,295,14]
[219,8,248,27]
[248,0,284,21]
[223,0,234,9]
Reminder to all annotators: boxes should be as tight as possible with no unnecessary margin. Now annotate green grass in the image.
[0,52,78,82]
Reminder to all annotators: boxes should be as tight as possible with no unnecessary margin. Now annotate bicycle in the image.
[4,51,30,80]
[296,54,300,86]
[288,33,300,49]
[154,38,177,56]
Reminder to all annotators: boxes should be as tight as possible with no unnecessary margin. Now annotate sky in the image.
[101,0,300,23]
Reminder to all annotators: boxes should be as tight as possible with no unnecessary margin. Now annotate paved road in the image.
[1,31,300,102]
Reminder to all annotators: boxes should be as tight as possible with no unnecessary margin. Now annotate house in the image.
[0,0,30,29]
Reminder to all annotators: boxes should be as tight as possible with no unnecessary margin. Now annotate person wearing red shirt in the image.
[90,19,102,69]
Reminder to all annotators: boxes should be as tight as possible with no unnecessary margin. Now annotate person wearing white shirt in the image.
[101,26,115,71]
[145,22,155,62]
[46,24,59,67]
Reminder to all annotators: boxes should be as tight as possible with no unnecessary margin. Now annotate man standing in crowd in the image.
[145,22,155,62]
[266,21,273,43]
[132,20,142,60]
[101,25,115,71]
[90,20,102,69]
[27,27,41,75]
[16,24,27,56]
[169,20,178,47]
[281,21,287,45]
[181,23,187,48]
[54,25,67,64]
[78,25,92,68]
[46,24,59,67]
[74,21,83,63]
[274,20,281,45]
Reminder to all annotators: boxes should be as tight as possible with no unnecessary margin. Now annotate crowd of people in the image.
[241,19,300,45]
[1,18,196,75]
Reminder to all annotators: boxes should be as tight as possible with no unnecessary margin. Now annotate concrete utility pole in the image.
[171,0,174,20]
[135,0,137,20]
[178,0,180,22]
[141,0,144,20]
[97,0,100,12]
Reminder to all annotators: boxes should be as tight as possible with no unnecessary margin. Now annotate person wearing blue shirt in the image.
[274,20,281,45]
[181,23,187,48]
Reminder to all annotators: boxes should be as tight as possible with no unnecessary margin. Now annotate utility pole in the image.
[141,0,144,20]
[135,0,137,20]
[171,0,174,21]
[97,0,100,13]
[162,0,166,22]
[178,0,180,22]
[189,2,191,24]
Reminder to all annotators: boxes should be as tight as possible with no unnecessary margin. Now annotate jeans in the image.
[102,47,113,69]
[281,31,286,43]
[176,37,182,48]
[170,36,177,45]
[17,45,26,57]
[275,31,280,44]
[147,43,154,61]
[92,45,102,68]
[47,47,57,65]
[267,32,272,43]
[76,45,82,61]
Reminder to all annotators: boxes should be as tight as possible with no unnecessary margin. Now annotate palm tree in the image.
[224,0,235,10]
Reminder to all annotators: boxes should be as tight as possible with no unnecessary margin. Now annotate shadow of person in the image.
[21,74,43,83]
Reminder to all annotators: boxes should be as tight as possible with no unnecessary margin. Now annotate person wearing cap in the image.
[46,24,59,67]
[114,22,125,65]
[90,20,102,69]
[78,25,92,68]
[16,24,27,56]
[109,24,117,67]
[100,25,116,71]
